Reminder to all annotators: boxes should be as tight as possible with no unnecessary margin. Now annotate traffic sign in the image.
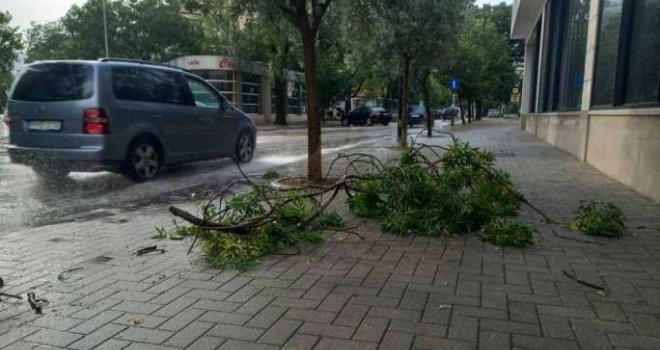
[449,78,461,91]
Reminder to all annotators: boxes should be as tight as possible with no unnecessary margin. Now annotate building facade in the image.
[512,0,660,202]
[167,55,307,123]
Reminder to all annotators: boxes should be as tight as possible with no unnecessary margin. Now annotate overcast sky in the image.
[3,0,513,31]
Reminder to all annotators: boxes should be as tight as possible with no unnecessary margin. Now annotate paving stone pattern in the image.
[1,120,659,349]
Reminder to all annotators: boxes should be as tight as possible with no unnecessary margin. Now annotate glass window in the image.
[242,73,261,114]
[529,22,541,113]
[137,69,188,105]
[560,0,590,110]
[625,0,660,104]
[592,0,623,106]
[187,79,220,109]
[536,0,589,112]
[12,63,94,102]
[112,68,142,101]
[191,70,234,81]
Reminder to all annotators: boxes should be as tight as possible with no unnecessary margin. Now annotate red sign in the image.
[219,58,237,70]
[187,59,200,66]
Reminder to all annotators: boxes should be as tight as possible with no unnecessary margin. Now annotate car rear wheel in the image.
[382,121,390,126]
[234,130,255,163]
[367,117,374,126]
[125,136,161,182]
[341,118,349,127]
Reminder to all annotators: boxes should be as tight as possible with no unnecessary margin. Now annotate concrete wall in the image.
[586,113,660,202]
[521,111,660,203]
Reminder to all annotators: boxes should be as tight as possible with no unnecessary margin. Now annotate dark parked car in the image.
[341,106,392,126]
[5,59,256,182]
[407,104,426,126]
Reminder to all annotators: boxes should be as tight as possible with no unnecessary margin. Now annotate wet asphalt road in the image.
[0,124,401,232]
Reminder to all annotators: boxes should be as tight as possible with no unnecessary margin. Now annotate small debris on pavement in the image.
[438,303,452,310]
[0,277,23,301]
[563,270,607,291]
[57,267,84,282]
[27,292,48,314]
[132,316,145,325]
[135,245,166,256]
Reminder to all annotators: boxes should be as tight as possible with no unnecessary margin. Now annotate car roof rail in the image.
[97,58,190,72]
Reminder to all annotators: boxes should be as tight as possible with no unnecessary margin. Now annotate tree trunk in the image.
[274,73,288,125]
[467,100,473,124]
[459,96,466,125]
[400,56,411,148]
[302,29,322,182]
[421,70,432,137]
[476,101,483,120]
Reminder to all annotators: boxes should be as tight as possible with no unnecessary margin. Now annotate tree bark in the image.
[302,29,322,182]
[467,100,473,124]
[274,73,288,125]
[459,95,466,125]
[421,70,432,137]
[400,56,411,148]
[476,101,483,120]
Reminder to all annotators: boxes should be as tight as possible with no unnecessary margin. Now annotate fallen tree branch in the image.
[563,270,607,291]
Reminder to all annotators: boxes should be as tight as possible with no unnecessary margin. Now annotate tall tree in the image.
[368,0,463,147]
[25,0,202,62]
[0,11,24,113]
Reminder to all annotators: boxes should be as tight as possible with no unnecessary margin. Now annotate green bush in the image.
[571,201,626,237]
[483,218,535,247]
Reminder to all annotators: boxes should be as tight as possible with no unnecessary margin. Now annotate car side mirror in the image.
[221,100,232,111]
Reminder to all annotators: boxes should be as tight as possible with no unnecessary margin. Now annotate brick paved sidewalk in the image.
[1,120,659,350]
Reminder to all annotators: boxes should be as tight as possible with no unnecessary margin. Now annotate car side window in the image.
[112,67,143,101]
[187,78,220,109]
[138,68,188,105]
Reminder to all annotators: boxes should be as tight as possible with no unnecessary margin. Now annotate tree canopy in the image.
[0,11,23,113]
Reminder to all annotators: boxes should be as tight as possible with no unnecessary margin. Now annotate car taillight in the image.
[83,108,109,134]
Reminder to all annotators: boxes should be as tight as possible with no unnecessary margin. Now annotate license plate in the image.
[28,121,62,131]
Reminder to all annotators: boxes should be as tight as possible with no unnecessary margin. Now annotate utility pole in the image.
[103,0,109,57]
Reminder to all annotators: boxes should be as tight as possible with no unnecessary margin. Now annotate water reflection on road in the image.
[0,125,398,232]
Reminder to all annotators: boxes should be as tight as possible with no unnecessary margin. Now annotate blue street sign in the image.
[449,78,461,91]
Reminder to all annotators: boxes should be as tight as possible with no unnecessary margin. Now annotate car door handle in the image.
[198,117,211,122]
[151,114,163,119]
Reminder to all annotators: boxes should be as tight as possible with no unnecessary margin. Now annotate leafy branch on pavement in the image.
[164,137,627,269]
[570,201,627,238]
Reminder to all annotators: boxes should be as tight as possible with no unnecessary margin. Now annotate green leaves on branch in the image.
[483,218,535,248]
[571,201,626,238]
[348,138,525,239]
[169,188,344,270]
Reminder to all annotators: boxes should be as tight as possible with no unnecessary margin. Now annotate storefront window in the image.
[539,0,589,112]
[529,22,541,113]
[288,80,302,115]
[592,0,623,106]
[242,73,261,114]
[593,0,660,107]
[624,0,660,105]
[560,0,589,110]
[191,69,235,103]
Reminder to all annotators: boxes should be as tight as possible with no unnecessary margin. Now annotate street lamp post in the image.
[102,0,109,57]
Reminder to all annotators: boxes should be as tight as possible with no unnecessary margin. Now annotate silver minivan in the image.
[5,59,256,181]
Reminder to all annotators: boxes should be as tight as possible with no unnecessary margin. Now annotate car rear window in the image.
[12,63,94,102]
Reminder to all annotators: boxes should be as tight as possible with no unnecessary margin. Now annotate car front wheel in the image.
[341,118,349,127]
[367,117,374,126]
[125,136,161,182]
[234,130,255,163]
